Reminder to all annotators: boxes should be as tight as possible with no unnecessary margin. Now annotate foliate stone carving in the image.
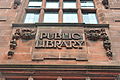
[85,28,108,41]
[21,28,36,40]
[106,50,112,59]
[10,39,17,50]
[103,40,111,50]
[85,29,100,41]
[85,29,107,41]
[100,32,109,41]
[12,33,20,40]
[7,51,14,59]
[12,29,21,40]
[85,28,113,60]
[11,28,36,41]
[13,0,21,9]
[9,29,20,50]
[102,0,109,9]
[9,28,36,57]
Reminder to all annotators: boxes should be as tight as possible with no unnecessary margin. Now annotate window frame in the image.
[24,12,40,23]
[80,0,95,8]
[63,0,77,9]
[63,11,78,23]
[22,0,98,23]
[46,0,59,8]
[28,0,42,8]
[82,12,98,24]
[43,11,59,23]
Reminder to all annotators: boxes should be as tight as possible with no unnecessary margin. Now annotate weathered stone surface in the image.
[0,1,120,79]
[0,0,119,65]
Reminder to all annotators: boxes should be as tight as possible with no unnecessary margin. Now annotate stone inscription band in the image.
[35,32,84,49]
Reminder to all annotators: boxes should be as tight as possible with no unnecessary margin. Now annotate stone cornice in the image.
[12,23,109,28]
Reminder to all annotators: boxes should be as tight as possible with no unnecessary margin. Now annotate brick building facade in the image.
[0,0,120,80]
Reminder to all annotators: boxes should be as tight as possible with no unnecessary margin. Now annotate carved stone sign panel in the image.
[35,27,85,49]
[33,27,87,61]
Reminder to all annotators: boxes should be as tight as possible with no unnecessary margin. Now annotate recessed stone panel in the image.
[33,26,88,61]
